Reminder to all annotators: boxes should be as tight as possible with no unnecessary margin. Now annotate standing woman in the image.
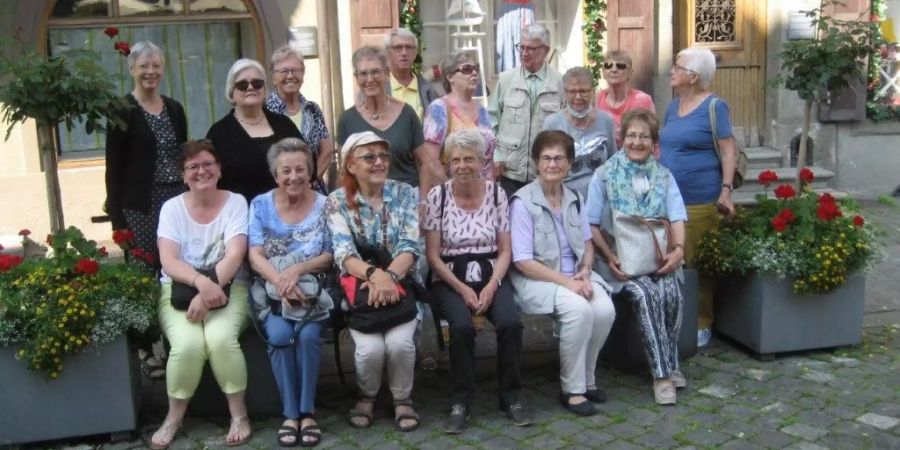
[543,67,617,197]
[264,44,333,194]
[658,47,737,347]
[508,130,616,417]
[105,40,187,379]
[207,59,300,204]
[595,50,656,149]
[422,52,496,179]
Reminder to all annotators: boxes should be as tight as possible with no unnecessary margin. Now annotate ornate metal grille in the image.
[695,0,736,43]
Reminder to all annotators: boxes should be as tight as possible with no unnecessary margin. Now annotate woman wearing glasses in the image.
[423,52,495,179]
[596,50,656,149]
[337,46,439,203]
[509,130,615,417]
[543,67,617,197]
[207,59,300,203]
[264,45,333,195]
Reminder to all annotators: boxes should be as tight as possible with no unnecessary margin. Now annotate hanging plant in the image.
[583,0,608,81]
[399,0,424,74]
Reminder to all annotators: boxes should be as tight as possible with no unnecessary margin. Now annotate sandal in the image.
[393,403,420,432]
[299,416,322,448]
[277,421,299,447]
[225,416,252,446]
[140,351,166,380]
[654,380,677,405]
[149,420,181,450]
[348,397,375,429]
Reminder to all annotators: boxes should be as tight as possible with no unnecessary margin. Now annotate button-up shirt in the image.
[390,72,425,119]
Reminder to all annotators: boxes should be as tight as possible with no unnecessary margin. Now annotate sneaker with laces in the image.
[697,328,712,347]
[443,404,469,434]
[503,402,534,426]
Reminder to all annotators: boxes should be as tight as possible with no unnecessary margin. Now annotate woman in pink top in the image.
[596,50,656,149]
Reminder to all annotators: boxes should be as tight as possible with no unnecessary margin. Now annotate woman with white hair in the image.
[207,58,300,203]
[264,45,333,194]
[659,47,738,347]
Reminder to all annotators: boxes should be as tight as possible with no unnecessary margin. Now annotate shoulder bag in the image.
[611,210,672,277]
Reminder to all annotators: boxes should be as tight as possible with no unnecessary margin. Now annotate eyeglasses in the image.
[539,155,568,165]
[354,68,385,80]
[234,79,265,92]
[625,133,653,142]
[184,160,217,173]
[448,156,481,165]
[356,152,391,164]
[390,44,417,53]
[603,62,629,70]
[515,43,547,54]
[452,63,480,75]
[275,67,305,77]
[671,63,695,74]
[565,88,592,98]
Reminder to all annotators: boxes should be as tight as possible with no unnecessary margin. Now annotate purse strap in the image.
[709,97,722,162]
[629,215,672,267]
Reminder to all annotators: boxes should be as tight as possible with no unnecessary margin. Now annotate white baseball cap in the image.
[340,131,391,162]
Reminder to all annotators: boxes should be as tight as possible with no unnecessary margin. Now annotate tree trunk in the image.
[36,124,64,232]
[795,100,813,190]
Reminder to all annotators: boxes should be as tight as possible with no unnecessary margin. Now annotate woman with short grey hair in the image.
[264,45,333,195]
[659,46,737,348]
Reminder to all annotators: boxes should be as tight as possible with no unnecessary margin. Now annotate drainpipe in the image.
[317,0,344,191]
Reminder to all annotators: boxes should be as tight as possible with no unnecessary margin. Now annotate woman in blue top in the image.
[248,138,333,447]
[658,47,738,347]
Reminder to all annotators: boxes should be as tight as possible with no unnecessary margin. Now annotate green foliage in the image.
[771,0,879,103]
[399,0,424,74]
[0,35,128,141]
[583,0,608,81]
[877,194,897,206]
[0,227,159,379]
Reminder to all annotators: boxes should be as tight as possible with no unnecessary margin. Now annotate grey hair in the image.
[269,44,305,71]
[562,66,595,88]
[520,23,550,46]
[444,128,486,161]
[127,41,164,68]
[352,46,388,72]
[439,51,475,93]
[676,47,717,89]
[384,27,418,50]
[224,58,266,103]
[266,137,315,181]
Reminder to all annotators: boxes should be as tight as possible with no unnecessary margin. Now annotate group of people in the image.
[105,22,737,448]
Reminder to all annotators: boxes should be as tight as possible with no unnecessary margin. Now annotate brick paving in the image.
[17,202,900,450]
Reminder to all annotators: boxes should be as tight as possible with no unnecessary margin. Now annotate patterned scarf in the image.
[603,150,669,218]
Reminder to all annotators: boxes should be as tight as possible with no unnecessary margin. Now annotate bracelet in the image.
[384,268,402,283]
[189,272,201,288]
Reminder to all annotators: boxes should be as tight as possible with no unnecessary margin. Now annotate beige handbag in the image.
[611,210,672,277]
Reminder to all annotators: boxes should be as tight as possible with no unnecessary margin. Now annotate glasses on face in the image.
[390,44,417,53]
[452,63,480,75]
[672,63,695,74]
[356,152,391,164]
[625,133,653,142]
[275,67,305,77]
[234,79,265,92]
[565,88,592,98]
[354,68,385,80]
[449,155,480,166]
[539,155,568,165]
[515,43,547,54]
[603,62,629,70]
[184,160,217,174]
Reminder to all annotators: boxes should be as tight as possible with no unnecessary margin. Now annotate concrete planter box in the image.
[715,273,865,356]
[0,336,139,445]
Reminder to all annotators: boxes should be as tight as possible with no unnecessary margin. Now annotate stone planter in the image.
[714,273,865,356]
[0,336,139,445]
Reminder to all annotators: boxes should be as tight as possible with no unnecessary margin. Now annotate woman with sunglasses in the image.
[543,67,617,197]
[423,52,495,179]
[264,45,333,195]
[207,59,301,204]
[596,50,656,149]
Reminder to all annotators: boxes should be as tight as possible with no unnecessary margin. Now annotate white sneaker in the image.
[697,328,712,347]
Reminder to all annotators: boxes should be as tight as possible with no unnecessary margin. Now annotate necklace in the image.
[361,98,391,120]
[284,101,300,115]
[566,110,593,131]
[236,114,264,126]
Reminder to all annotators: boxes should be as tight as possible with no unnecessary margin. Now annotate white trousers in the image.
[553,281,616,394]
[349,318,418,402]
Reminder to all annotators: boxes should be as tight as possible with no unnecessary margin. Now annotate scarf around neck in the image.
[603,150,669,218]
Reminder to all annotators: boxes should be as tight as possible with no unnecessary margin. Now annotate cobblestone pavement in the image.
[17,202,900,450]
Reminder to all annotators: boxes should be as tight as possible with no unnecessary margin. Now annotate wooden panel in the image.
[709,67,762,139]
[607,0,655,95]
[350,0,398,51]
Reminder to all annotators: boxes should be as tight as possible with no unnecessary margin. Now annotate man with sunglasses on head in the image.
[488,23,564,198]
[384,28,441,120]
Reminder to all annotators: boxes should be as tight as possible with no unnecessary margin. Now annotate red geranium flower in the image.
[98,246,109,257]
[18,229,30,237]
[817,201,843,221]
[819,192,837,205]
[771,215,789,232]
[774,184,796,199]
[73,258,100,276]
[104,27,119,38]
[799,167,815,184]
[778,208,797,223]
[853,215,865,227]
[112,229,135,245]
[114,41,131,56]
[130,247,144,259]
[0,254,23,272]
[757,170,778,187]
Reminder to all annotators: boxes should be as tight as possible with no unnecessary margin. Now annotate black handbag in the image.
[170,267,231,311]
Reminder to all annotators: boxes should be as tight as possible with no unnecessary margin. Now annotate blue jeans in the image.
[264,314,323,418]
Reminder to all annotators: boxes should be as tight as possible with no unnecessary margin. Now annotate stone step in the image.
[733,188,848,205]
[739,166,833,193]
[744,146,784,169]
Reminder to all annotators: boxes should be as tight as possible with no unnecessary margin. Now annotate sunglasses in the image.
[234,79,265,92]
[603,62,629,70]
[453,63,480,75]
[356,152,391,164]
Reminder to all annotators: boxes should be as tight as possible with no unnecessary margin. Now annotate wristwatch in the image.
[722,183,734,191]
[364,265,378,281]
[384,269,402,283]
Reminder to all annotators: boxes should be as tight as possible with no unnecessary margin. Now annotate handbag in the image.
[611,210,672,277]
[170,267,231,311]
[710,97,748,189]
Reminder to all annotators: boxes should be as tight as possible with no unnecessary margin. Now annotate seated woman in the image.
[247,138,333,446]
[151,140,251,448]
[326,131,422,432]
[508,130,616,417]
[423,129,530,434]
[586,109,687,405]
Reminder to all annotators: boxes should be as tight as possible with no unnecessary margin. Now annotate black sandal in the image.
[277,423,299,447]
[393,401,420,432]
[299,422,321,447]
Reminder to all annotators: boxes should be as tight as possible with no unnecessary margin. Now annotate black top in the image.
[105,94,188,230]
[206,109,301,203]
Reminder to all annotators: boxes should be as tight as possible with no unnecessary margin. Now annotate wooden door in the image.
[676,0,766,143]
[607,0,655,96]
[350,0,399,50]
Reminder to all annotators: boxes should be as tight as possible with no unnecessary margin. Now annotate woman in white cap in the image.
[326,131,422,432]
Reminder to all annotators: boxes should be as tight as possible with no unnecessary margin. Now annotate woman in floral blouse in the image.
[326,131,421,431]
